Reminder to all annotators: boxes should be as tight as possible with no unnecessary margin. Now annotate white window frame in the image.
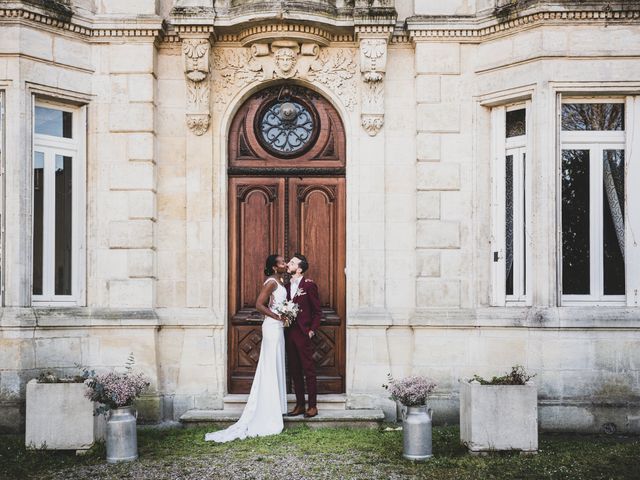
[0,91,4,306]
[559,97,626,306]
[32,99,86,306]
[490,101,533,306]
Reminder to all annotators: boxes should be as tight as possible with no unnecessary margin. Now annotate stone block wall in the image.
[0,310,163,433]
[406,21,640,433]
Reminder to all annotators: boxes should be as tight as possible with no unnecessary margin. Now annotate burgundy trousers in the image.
[286,327,317,408]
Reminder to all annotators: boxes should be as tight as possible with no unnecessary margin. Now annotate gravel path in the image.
[48,452,395,480]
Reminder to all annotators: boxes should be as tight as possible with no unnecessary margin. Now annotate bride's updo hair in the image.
[264,254,281,276]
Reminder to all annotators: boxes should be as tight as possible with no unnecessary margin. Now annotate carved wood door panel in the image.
[289,177,346,393]
[228,176,346,394]
[228,177,286,393]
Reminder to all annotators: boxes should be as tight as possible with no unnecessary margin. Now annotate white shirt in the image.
[290,276,302,299]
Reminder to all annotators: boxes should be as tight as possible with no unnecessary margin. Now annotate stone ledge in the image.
[0,307,159,328]
[4,307,639,330]
[412,307,640,330]
[0,307,226,328]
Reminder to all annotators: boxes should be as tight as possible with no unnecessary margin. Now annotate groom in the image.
[285,253,322,418]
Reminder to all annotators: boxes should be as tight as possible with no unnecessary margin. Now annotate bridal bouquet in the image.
[274,300,300,327]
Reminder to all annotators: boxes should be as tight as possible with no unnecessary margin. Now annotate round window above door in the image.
[255,97,320,157]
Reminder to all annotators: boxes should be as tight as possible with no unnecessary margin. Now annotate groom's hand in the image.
[308,330,315,339]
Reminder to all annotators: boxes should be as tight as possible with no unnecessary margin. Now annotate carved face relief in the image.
[274,48,297,78]
[212,46,358,112]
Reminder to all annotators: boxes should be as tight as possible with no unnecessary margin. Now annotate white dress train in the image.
[205,278,287,442]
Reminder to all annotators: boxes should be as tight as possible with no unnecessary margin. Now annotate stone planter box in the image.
[25,379,105,451]
[460,380,538,453]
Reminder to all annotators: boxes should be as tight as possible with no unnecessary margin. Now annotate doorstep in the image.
[179,408,385,429]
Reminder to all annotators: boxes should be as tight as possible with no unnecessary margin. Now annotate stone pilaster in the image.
[101,41,158,308]
[414,41,465,309]
[179,32,214,307]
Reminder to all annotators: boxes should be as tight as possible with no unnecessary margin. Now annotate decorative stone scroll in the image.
[211,43,358,112]
[359,37,387,136]
[183,37,211,135]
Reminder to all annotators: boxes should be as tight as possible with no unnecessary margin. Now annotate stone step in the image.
[223,394,347,412]
[179,408,384,429]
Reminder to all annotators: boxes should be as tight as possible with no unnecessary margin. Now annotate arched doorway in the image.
[227,84,346,394]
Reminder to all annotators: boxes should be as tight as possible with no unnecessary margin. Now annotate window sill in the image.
[32,301,83,307]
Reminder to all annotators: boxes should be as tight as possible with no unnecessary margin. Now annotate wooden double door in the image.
[228,175,346,394]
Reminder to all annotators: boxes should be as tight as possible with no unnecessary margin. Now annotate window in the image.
[560,99,625,304]
[256,93,319,158]
[0,93,3,306]
[32,101,85,305]
[491,102,532,306]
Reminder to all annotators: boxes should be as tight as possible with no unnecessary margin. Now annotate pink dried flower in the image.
[383,374,437,407]
[84,371,150,410]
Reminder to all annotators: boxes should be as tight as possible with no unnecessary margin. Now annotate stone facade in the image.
[1,0,640,433]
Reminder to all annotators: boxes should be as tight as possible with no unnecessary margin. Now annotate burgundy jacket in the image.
[286,277,322,335]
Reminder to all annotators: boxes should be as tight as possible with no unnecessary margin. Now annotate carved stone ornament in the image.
[212,44,358,112]
[186,113,210,136]
[360,38,387,82]
[361,114,384,137]
[183,38,210,82]
[182,37,211,135]
[359,38,388,136]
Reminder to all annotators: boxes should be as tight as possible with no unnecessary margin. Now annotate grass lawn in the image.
[1,425,638,479]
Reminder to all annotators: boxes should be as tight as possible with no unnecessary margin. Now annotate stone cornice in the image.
[174,24,215,35]
[1,2,640,43]
[0,4,165,39]
[236,23,350,46]
[407,6,640,41]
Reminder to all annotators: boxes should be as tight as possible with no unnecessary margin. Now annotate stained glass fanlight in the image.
[256,96,318,157]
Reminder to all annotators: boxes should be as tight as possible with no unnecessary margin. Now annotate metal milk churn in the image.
[106,406,138,463]
[402,405,433,461]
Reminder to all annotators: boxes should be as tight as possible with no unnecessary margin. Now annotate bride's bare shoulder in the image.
[262,277,281,290]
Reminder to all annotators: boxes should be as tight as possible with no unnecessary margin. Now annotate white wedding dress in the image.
[205,278,287,442]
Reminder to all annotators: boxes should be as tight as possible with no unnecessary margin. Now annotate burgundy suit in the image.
[285,277,322,408]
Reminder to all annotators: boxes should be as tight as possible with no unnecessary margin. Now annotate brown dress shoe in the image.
[286,405,306,417]
[304,407,318,418]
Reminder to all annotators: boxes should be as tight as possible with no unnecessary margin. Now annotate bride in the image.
[205,254,288,442]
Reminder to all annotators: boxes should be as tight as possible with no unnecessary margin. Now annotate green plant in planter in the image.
[37,368,94,384]
[470,365,535,385]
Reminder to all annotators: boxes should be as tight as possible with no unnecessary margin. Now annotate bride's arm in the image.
[255,280,282,321]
